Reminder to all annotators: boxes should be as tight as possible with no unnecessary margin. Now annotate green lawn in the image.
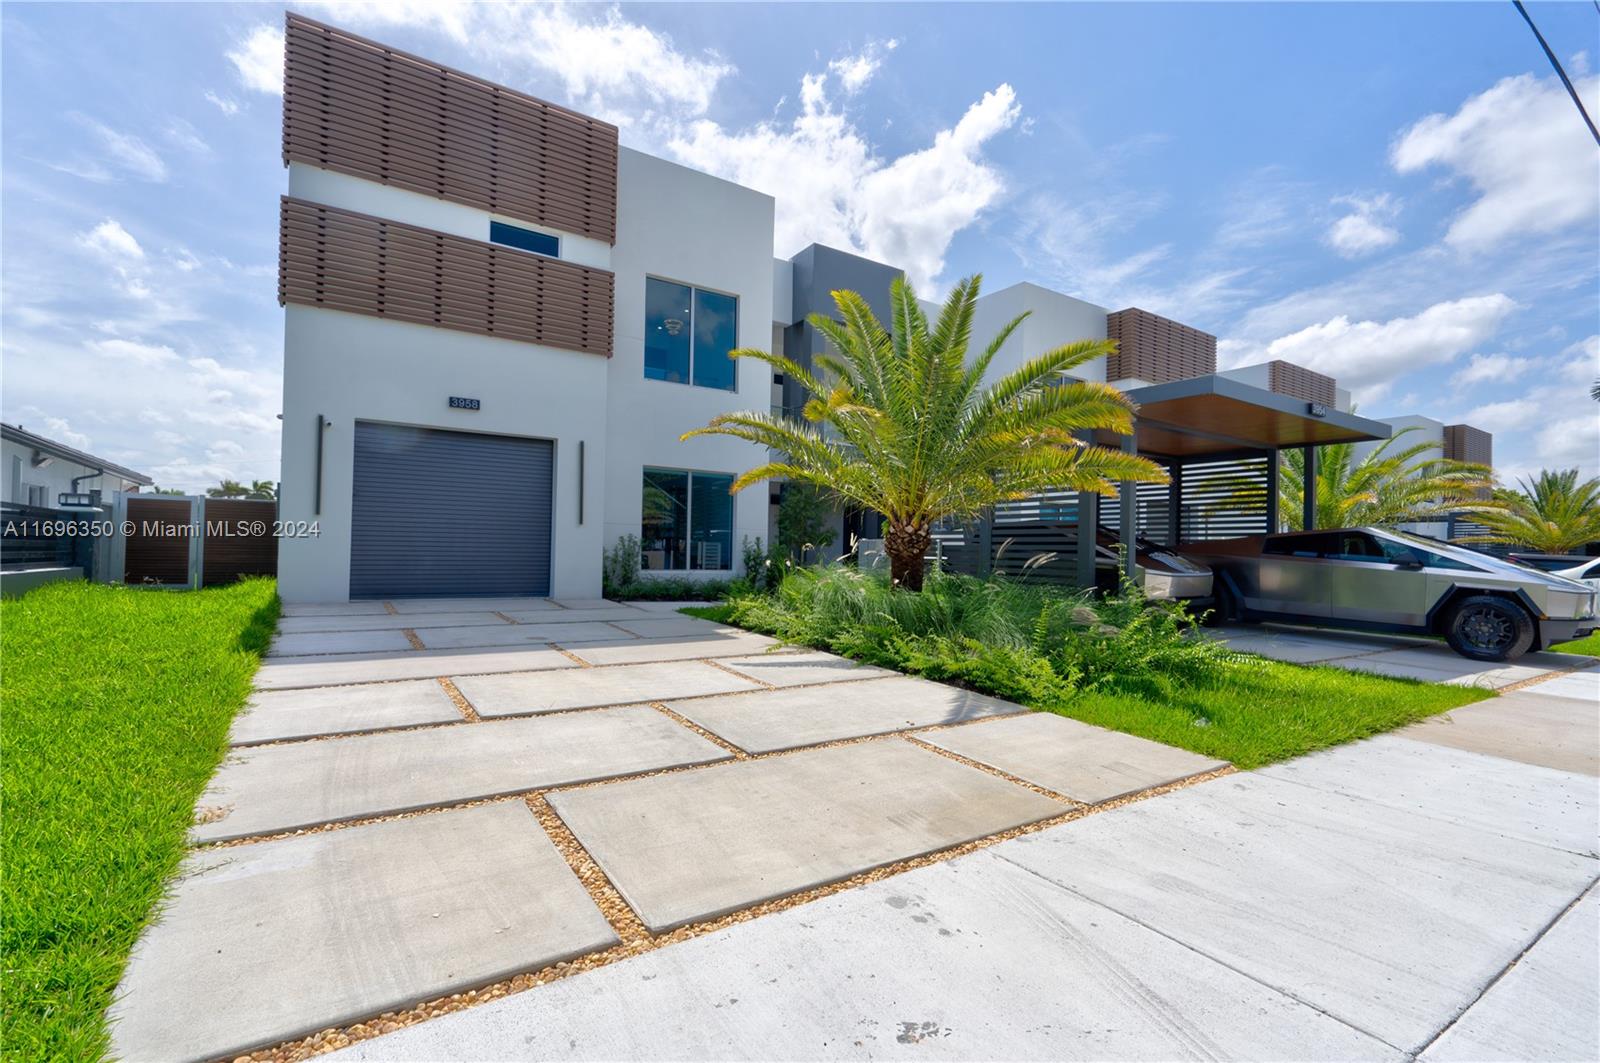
[683,602,1493,770]
[2,578,279,1061]
[1549,630,1600,656]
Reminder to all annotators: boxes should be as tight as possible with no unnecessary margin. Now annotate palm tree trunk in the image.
[883,520,931,591]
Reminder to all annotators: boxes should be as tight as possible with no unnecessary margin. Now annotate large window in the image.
[644,278,738,391]
[641,468,734,571]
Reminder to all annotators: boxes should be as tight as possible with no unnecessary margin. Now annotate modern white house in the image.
[1,421,152,509]
[276,14,1468,603]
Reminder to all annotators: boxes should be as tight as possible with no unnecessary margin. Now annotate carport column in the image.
[1301,445,1318,531]
[1074,430,1098,591]
[1265,449,1281,534]
[1119,431,1137,585]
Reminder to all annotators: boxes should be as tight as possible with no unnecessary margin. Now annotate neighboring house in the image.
[275,14,1398,603]
[1,421,152,508]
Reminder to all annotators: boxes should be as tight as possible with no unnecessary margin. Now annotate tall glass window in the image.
[644,277,738,391]
[640,468,733,571]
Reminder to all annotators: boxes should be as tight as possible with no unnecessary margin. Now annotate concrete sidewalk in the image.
[332,672,1600,1062]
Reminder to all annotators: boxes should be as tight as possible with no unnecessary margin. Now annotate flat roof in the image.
[1100,374,1391,459]
[1,422,153,484]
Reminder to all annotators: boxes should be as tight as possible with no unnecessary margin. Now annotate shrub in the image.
[607,576,735,602]
[602,534,641,596]
[724,563,1231,702]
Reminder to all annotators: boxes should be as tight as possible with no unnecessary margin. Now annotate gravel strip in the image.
[437,677,481,722]
[401,629,424,651]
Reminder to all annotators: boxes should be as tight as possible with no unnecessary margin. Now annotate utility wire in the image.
[1512,0,1600,145]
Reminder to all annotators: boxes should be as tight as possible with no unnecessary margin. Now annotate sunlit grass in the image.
[1,578,279,1060]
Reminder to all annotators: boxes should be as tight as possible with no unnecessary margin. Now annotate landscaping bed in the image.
[687,566,1493,770]
[1,578,279,1060]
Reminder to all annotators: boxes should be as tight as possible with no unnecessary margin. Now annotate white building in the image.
[1,422,151,508]
[272,14,1404,603]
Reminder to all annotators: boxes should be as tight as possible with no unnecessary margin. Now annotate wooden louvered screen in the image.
[283,13,618,244]
[279,196,614,357]
[1266,360,1337,406]
[1106,308,1217,384]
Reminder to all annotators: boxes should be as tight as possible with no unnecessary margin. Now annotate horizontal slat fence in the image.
[280,197,615,357]
[283,13,618,243]
[1179,457,1271,542]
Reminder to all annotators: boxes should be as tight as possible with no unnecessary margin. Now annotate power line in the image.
[1512,0,1600,145]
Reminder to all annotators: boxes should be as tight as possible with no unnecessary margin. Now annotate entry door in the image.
[350,422,553,599]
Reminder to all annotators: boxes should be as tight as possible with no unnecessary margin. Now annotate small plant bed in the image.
[685,566,1492,770]
[1,578,280,1060]
[1548,630,1600,657]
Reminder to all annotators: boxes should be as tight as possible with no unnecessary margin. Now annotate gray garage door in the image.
[350,422,553,599]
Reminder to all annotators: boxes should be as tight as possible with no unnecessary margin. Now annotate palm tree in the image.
[1276,427,1497,531]
[246,479,277,500]
[682,274,1167,590]
[206,479,248,499]
[1462,469,1600,553]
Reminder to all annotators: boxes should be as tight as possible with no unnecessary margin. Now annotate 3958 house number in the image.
[448,396,481,410]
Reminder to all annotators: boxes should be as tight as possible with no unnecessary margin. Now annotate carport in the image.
[1084,374,1393,587]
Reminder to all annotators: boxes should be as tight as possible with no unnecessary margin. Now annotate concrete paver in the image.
[549,598,628,610]
[1329,652,1555,689]
[1216,625,1413,662]
[268,629,416,657]
[1526,665,1599,703]
[193,706,733,842]
[667,675,1026,753]
[564,631,779,666]
[603,615,730,639]
[110,803,618,1063]
[716,649,897,687]
[498,606,663,624]
[326,847,1398,1063]
[254,645,579,690]
[276,611,512,634]
[548,740,1063,931]
[1262,734,1599,856]
[279,601,391,617]
[413,621,630,650]
[230,680,462,744]
[919,712,1229,803]
[1396,693,1600,777]
[996,769,1600,1052]
[1421,885,1599,1062]
[387,597,565,613]
[453,661,762,717]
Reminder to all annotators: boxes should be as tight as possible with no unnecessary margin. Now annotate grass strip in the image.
[1,578,279,1061]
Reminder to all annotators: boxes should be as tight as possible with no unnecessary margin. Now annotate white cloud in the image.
[163,118,210,155]
[78,219,144,261]
[41,416,91,451]
[309,2,732,120]
[1391,72,1600,251]
[1449,351,1513,389]
[204,90,240,117]
[828,39,898,94]
[228,24,285,95]
[70,115,167,181]
[671,78,1020,289]
[91,338,180,366]
[1230,293,1517,398]
[1325,194,1400,258]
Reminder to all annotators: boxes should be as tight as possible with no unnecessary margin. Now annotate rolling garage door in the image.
[350,422,553,598]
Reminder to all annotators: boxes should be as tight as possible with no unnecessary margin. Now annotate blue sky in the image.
[3,1,1596,492]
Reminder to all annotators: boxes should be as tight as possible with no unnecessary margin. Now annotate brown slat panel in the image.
[1107,308,1217,384]
[283,13,617,242]
[124,498,192,585]
[279,196,613,357]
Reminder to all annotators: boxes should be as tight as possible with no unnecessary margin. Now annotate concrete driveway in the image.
[1215,621,1593,688]
[331,664,1600,1062]
[107,598,1228,1062]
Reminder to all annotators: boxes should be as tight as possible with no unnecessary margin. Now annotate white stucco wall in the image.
[287,164,612,270]
[971,282,1110,385]
[277,306,609,602]
[603,148,775,580]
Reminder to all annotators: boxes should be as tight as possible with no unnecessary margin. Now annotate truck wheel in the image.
[1444,595,1535,661]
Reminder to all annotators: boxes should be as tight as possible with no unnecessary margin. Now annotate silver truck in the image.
[1182,526,1598,661]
